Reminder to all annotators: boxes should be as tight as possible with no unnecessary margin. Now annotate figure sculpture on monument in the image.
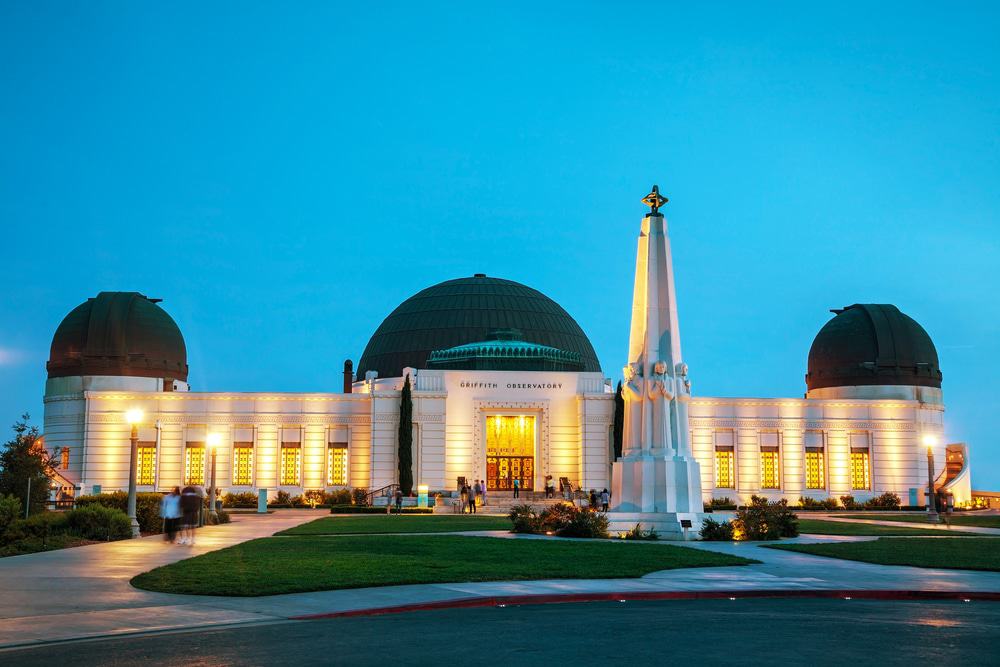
[621,362,645,454]
[648,360,674,453]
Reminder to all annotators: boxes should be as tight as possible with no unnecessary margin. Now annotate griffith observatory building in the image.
[40,191,973,514]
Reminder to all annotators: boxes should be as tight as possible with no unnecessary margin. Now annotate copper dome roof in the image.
[47,292,188,382]
[357,275,600,379]
[805,304,941,391]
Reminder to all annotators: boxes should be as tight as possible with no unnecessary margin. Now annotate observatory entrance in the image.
[486,415,535,491]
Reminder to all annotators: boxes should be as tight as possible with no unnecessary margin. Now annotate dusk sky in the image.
[2,3,998,486]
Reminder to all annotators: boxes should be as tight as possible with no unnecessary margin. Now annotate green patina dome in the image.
[357,275,600,378]
[428,329,585,372]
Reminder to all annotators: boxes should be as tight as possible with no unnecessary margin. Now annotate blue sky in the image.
[1,2,998,487]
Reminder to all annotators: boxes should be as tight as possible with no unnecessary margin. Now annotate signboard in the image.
[417,484,429,508]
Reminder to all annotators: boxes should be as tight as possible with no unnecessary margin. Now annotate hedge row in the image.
[328,505,434,514]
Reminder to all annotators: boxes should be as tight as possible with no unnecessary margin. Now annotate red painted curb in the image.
[291,589,1000,619]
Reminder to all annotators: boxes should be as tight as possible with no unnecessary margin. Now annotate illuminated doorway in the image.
[486,415,535,491]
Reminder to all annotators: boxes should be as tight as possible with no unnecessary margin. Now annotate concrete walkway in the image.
[2,516,1000,651]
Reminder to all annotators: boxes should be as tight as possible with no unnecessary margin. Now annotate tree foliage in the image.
[0,414,53,515]
[397,374,413,495]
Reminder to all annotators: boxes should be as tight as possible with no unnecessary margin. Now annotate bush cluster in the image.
[798,496,840,510]
[507,502,609,539]
[327,504,433,514]
[222,492,258,508]
[705,497,737,510]
[0,493,133,554]
[617,523,659,540]
[76,491,163,534]
[699,517,735,541]
[701,495,798,541]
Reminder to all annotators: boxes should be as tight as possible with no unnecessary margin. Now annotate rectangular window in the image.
[805,448,825,489]
[760,446,780,489]
[327,445,348,486]
[233,444,254,486]
[280,445,301,486]
[137,444,156,485]
[714,447,735,488]
[185,444,205,485]
[850,448,871,490]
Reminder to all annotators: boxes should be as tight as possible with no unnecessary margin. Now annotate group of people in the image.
[459,479,489,513]
[159,485,204,545]
[588,488,610,512]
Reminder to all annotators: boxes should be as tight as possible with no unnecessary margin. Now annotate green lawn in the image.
[131,535,757,596]
[797,518,979,537]
[277,515,512,536]
[767,537,1000,571]
[843,513,1000,529]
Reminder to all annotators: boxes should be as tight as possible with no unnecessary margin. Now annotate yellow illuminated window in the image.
[280,446,301,485]
[185,445,205,485]
[233,445,253,486]
[851,449,871,490]
[327,446,348,486]
[805,449,825,489]
[760,448,780,489]
[714,449,735,488]
[60,448,70,470]
[137,445,156,485]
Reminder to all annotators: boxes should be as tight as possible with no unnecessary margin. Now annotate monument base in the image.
[609,453,705,540]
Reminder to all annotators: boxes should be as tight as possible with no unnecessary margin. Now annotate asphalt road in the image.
[8,599,998,666]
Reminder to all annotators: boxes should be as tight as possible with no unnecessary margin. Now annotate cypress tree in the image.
[397,375,413,495]
[612,381,624,460]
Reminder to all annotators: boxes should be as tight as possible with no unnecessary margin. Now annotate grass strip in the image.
[132,535,757,596]
[797,519,979,537]
[278,515,512,535]
[842,514,1000,529]
[766,537,1000,571]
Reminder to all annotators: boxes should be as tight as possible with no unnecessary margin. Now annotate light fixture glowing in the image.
[922,434,938,448]
[125,409,144,425]
[207,433,222,449]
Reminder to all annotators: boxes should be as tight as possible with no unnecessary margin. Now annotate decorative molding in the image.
[87,413,373,426]
[585,415,614,425]
[472,400,550,482]
[689,417,930,432]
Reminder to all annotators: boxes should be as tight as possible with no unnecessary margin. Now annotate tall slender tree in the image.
[612,382,624,460]
[0,414,54,515]
[397,375,414,495]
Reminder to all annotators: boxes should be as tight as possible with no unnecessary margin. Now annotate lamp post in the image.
[125,409,143,538]
[923,434,939,524]
[207,433,220,520]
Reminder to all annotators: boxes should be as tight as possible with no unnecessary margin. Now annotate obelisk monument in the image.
[608,185,704,538]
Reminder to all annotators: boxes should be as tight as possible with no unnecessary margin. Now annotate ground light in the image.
[125,408,144,537]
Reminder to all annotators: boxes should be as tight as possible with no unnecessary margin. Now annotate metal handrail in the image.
[363,483,400,506]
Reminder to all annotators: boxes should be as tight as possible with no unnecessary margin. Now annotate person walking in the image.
[160,487,181,543]
[394,487,403,515]
[468,482,477,513]
[589,489,598,510]
[179,485,200,546]
[600,488,610,512]
[460,483,469,513]
[513,477,520,499]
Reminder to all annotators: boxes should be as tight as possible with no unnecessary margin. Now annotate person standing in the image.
[459,483,469,513]
[600,488,610,512]
[394,487,403,515]
[513,477,520,499]
[160,487,181,543]
[179,485,200,546]
[479,479,488,507]
[468,482,477,513]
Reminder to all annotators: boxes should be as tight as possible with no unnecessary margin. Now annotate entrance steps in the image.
[435,492,577,516]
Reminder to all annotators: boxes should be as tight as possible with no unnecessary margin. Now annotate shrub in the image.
[839,495,860,510]
[76,491,163,534]
[205,509,231,525]
[326,489,353,505]
[0,494,21,536]
[538,502,579,534]
[864,492,901,510]
[732,495,798,540]
[222,492,258,508]
[706,497,737,510]
[269,490,292,506]
[66,504,131,541]
[559,510,609,538]
[508,504,541,533]
[352,487,369,506]
[699,517,735,541]
[327,504,433,514]
[618,523,659,540]
[4,511,70,543]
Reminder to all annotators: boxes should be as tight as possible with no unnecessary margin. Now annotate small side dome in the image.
[805,304,941,391]
[47,292,188,382]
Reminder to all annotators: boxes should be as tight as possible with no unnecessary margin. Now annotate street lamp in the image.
[923,434,940,524]
[125,408,144,537]
[207,433,221,520]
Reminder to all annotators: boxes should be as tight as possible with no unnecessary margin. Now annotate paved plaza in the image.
[1,512,999,653]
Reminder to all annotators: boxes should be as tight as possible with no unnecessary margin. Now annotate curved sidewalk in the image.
[2,522,999,651]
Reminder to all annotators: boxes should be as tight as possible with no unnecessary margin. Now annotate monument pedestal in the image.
[608,453,704,540]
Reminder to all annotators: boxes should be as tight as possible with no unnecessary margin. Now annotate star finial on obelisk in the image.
[641,184,667,214]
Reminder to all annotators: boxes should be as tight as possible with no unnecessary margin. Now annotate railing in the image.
[363,483,400,506]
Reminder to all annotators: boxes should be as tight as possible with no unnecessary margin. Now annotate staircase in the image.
[436,491,580,515]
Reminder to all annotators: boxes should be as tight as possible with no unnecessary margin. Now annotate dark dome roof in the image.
[357,275,601,378]
[806,304,941,391]
[47,292,188,382]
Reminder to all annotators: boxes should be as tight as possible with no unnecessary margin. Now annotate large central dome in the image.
[356,275,601,379]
